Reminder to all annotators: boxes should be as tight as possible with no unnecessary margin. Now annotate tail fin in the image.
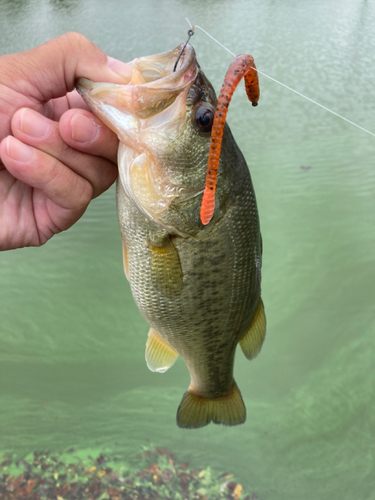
[176,381,246,429]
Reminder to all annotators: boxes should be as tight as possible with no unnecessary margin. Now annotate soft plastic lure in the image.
[200,55,260,225]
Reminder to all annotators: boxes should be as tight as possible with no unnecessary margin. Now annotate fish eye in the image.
[194,105,214,134]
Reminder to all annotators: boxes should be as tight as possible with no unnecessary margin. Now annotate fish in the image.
[76,42,266,429]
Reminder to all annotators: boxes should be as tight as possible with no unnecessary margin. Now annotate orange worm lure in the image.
[200,55,260,225]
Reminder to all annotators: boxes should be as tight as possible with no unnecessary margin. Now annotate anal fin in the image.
[239,298,266,359]
[145,328,178,373]
[177,381,246,429]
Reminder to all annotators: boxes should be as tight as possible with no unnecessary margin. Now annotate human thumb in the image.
[0,32,132,103]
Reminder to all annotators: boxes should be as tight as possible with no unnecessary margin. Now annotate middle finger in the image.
[11,107,118,198]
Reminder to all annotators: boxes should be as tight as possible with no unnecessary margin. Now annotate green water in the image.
[1,0,375,498]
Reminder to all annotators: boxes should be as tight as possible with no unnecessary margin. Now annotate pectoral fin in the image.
[145,328,178,373]
[148,237,182,297]
[122,239,129,280]
[239,298,266,359]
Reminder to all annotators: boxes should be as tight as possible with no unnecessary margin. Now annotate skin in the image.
[0,32,132,250]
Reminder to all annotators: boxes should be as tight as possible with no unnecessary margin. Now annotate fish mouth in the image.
[76,43,198,122]
[77,44,199,236]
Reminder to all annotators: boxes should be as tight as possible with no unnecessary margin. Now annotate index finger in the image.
[59,108,119,165]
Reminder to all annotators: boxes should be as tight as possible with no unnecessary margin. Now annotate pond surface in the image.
[1,0,375,498]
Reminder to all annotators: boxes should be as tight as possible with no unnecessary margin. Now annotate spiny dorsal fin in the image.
[122,239,129,280]
[145,328,178,373]
[148,237,182,298]
[239,298,266,359]
[176,381,246,429]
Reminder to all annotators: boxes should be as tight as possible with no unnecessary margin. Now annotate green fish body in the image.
[77,43,266,428]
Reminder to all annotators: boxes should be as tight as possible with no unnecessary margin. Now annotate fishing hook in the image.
[173,28,195,72]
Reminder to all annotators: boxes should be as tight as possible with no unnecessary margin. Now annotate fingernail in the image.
[6,136,33,162]
[107,56,132,82]
[20,108,50,138]
[70,113,99,143]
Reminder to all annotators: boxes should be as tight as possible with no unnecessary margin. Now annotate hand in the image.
[0,32,131,250]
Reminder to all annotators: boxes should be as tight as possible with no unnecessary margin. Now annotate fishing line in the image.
[185,18,375,138]
[174,28,195,72]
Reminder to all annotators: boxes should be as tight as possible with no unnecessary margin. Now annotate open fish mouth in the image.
[76,44,200,234]
[76,43,198,128]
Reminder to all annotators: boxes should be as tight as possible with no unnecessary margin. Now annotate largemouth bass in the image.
[77,43,266,428]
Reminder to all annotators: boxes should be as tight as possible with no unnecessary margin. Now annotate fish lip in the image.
[76,43,198,97]
[76,78,95,91]
[127,42,197,86]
